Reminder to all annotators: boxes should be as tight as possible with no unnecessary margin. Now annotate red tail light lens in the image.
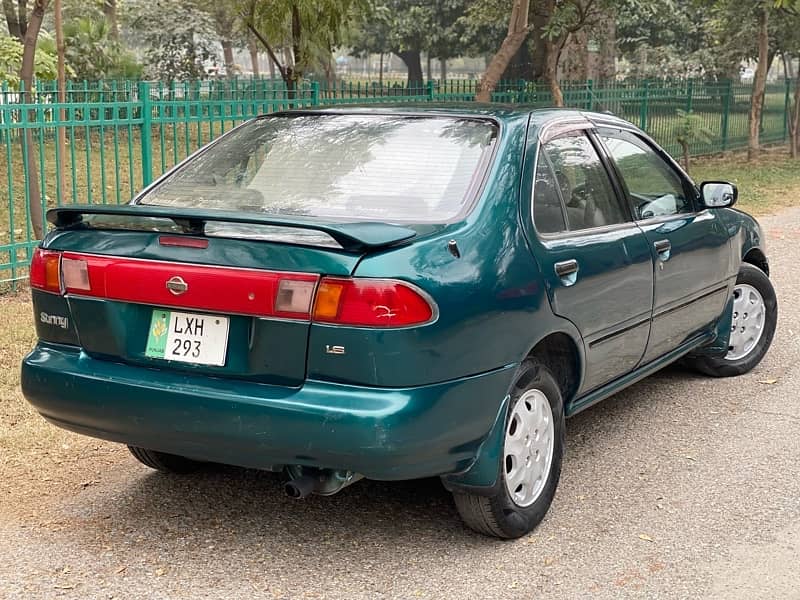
[313,277,436,327]
[30,249,62,293]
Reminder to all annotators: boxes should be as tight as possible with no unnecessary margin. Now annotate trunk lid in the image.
[41,206,417,387]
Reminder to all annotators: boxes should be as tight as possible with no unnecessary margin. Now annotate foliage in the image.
[675,109,714,146]
[63,17,142,80]
[124,0,217,80]
[349,1,469,74]
[0,33,59,87]
[674,109,713,171]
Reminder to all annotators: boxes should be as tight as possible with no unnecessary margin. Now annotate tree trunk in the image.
[290,3,304,84]
[476,0,531,103]
[16,0,26,38]
[562,29,588,82]
[790,72,800,159]
[221,39,235,78]
[19,0,48,239]
[379,52,384,86]
[55,0,66,205]
[248,37,260,77]
[544,38,565,107]
[598,11,616,81]
[102,0,117,40]
[440,57,447,82]
[540,0,565,107]
[530,7,547,81]
[3,0,22,39]
[681,141,690,173]
[748,5,769,161]
[397,50,423,89]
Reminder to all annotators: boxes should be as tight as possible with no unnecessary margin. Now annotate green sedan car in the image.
[21,107,777,538]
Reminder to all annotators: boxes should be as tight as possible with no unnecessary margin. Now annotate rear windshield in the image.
[138,114,498,224]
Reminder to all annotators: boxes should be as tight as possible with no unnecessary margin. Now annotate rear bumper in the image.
[21,343,515,481]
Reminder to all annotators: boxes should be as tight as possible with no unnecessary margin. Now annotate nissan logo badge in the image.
[166,275,189,296]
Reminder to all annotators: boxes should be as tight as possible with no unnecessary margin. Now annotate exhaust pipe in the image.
[284,475,316,499]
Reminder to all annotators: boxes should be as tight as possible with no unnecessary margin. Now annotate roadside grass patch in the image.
[691,146,799,215]
[0,291,76,463]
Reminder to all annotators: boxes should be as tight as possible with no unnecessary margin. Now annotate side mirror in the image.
[700,181,738,209]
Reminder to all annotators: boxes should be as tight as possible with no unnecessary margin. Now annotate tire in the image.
[127,446,202,474]
[452,358,565,539]
[691,263,777,377]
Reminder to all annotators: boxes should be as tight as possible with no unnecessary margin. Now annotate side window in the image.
[532,152,567,234]
[543,133,629,230]
[600,131,692,220]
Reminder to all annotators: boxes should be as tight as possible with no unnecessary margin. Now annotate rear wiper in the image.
[47,205,417,253]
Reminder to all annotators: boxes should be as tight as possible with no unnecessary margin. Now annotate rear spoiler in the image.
[46,205,417,253]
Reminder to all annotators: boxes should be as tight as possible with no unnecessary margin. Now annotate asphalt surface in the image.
[1,207,799,599]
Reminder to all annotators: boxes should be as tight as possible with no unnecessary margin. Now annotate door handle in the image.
[654,239,671,261]
[554,259,579,286]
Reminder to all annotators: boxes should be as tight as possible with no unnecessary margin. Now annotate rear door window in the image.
[541,133,629,231]
[139,115,498,224]
[532,152,567,234]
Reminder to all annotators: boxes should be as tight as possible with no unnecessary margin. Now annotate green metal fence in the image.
[0,76,794,284]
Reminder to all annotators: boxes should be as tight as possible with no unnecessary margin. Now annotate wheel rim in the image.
[726,283,766,361]
[503,389,555,507]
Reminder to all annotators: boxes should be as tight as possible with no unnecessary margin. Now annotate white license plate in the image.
[145,310,229,366]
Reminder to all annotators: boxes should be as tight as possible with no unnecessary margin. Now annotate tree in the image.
[246,0,365,91]
[475,0,531,102]
[773,3,800,157]
[749,2,770,161]
[126,0,217,80]
[202,0,240,77]
[62,16,140,79]
[674,109,713,173]
[471,0,617,105]
[2,0,52,239]
[350,1,468,86]
[2,0,28,40]
[102,0,117,39]
[0,33,57,85]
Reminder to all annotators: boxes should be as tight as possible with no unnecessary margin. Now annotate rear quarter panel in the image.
[306,114,584,388]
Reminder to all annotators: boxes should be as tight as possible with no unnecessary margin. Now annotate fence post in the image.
[686,79,694,112]
[427,79,435,101]
[311,80,320,107]
[138,80,153,187]
[639,80,650,130]
[586,79,594,111]
[721,80,732,152]
[783,77,791,142]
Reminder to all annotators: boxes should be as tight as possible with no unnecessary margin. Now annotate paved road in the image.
[2,208,799,599]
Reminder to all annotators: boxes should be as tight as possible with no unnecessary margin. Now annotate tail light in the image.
[30,250,437,328]
[29,249,62,293]
[313,277,436,327]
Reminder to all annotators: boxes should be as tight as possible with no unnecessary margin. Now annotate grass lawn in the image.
[689,146,799,215]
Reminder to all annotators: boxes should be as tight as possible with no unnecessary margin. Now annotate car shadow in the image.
[82,362,704,548]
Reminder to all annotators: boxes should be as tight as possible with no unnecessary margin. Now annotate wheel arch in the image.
[441,327,583,495]
[524,330,584,409]
[743,247,769,277]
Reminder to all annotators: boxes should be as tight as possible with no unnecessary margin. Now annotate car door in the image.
[525,125,654,394]
[597,127,732,363]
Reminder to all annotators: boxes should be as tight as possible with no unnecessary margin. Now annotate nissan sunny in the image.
[21,107,777,538]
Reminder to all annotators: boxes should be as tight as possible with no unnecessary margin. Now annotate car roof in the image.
[273,104,639,130]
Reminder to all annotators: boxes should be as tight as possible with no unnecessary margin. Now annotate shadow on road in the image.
[76,363,704,549]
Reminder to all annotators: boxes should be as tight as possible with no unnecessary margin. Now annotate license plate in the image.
[145,310,229,366]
